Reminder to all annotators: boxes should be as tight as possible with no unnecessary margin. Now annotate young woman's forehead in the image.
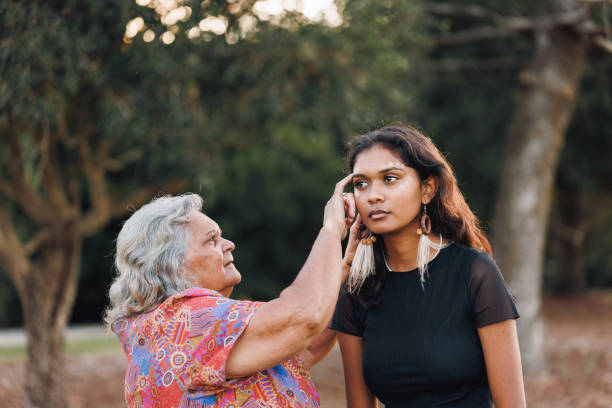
[353,145,408,172]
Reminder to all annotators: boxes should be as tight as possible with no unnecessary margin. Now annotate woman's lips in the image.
[369,210,389,220]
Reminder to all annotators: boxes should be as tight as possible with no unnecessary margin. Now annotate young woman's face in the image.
[352,144,432,236]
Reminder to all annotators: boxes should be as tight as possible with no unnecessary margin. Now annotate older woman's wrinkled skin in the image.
[182,213,241,297]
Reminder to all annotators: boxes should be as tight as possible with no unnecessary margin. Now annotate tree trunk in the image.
[491,25,589,374]
[552,188,588,294]
[21,235,82,408]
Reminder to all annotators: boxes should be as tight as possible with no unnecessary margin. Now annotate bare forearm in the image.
[298,327,337,367]
[279,226,343,333]
[226,174,353,378]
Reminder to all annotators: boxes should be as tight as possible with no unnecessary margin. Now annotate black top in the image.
[331,243,519,408]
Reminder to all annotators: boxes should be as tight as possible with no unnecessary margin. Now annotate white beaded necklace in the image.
[383,233,445,272]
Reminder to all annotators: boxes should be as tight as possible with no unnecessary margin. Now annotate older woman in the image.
[105,175,357,407]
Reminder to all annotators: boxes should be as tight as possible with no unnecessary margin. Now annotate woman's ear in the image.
[421,175,439,205]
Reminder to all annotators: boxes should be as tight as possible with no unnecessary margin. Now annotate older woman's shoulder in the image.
[159,288,263,322]
[158,287,232,311]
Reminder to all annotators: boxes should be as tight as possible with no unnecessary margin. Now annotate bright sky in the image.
[252,0,342,26]
[126,0,342,45]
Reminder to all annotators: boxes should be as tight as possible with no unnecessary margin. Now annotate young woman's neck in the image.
[382,222,420,272]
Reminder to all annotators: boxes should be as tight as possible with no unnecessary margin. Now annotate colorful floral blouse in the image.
[114,287,319,407]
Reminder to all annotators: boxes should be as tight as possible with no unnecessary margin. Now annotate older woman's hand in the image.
[342,211,364,278]
[323,173,355,240]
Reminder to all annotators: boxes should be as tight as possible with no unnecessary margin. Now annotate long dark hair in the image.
[347,125,492,307]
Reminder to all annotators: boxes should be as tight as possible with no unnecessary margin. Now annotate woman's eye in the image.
[384,175,398,183]
[353,180,367,189]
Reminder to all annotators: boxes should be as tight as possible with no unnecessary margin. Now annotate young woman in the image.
[333,125,526,407]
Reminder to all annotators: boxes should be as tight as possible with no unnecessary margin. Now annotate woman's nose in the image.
[367,182,384,203]
[223,238,235,252]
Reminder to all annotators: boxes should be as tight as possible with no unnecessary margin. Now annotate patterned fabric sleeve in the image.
[468,252,520,328]
[177,291,264,394]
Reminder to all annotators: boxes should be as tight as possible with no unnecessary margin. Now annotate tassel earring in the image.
[347,234,377,293]
[416,204,446,288]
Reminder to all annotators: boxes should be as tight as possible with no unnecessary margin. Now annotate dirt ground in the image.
[1,291,611,407]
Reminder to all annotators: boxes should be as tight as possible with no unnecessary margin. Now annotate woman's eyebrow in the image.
[204,229,219,239]
[380,167,406,173]
[352,167,405,179]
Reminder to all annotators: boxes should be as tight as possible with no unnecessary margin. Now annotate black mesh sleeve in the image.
[468,253,520,328]
[330,288,366,336]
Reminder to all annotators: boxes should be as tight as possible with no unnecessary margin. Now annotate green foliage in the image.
[552,57,612,289]
[1,0,429,324]
[417,0,612,292]
[562,61,612,193]
[0,0,213,326]
[206,125,344,299]
[0,1,208,211]
[3,0,609,328]
[411,0,534,225]
[411,72,517,225]
[180,0,428,300]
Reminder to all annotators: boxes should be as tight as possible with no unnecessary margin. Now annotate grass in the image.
[0,335,121,361]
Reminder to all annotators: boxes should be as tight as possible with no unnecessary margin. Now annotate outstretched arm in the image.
[299,214,363,368]
[226,174,355,378]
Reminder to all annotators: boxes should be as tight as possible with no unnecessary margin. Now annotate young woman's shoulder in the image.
[447,242,489,258]
[442,242,492,271]
[452,244,519,328]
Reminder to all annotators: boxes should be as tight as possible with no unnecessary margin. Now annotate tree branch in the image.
[0,204,29,293]
[429,4,594,46]
[0,181,15,198]
[594,35,612,52]
[7,133,54,225]
[421,2,504,21]
[583,196,612,230]
[432,19,533,46]
[104,148,144,172]
[551,219,580,245]
[77,138,112,237]
[551,195,612,246]
[55,101,81,149]
[427,56,527,72]
[37,121,74,221]
[579,0,612,4]
[24,229,53,256]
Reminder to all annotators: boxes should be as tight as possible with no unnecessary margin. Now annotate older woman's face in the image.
[183,212,241,297]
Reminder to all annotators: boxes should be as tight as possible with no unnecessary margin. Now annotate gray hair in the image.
[105,193,203,331]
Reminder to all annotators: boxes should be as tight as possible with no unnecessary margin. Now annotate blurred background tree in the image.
[420,0,612,374]
[1,0,612,406]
